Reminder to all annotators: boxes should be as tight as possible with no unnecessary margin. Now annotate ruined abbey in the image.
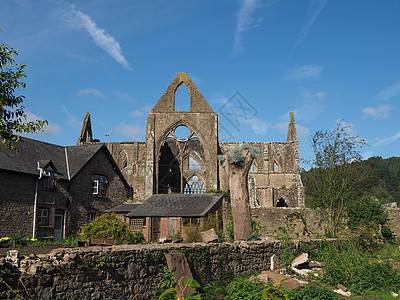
[78,72,305,208]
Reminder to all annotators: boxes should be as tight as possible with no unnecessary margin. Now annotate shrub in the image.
[225,276,265,300]
[287,283,338,299]
[80,213,144,244]
[319,239,400,297]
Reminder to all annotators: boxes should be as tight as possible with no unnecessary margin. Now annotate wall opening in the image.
[174,125,190,140]
[174,84,190,111]
[184,175,206,194]
[158,140,181,194]
[188,156,201,170]
[276,197,288,207]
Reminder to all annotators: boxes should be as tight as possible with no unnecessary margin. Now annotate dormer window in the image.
[43,166,55,189]
[92,175,108,197]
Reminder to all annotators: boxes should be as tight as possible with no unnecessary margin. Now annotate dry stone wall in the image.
[0,241,325,299]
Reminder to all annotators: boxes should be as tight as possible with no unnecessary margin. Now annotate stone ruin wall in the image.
[220,141,304,208]
[106,142,147,201]
[252,207,400,238]
[0,240,328,300]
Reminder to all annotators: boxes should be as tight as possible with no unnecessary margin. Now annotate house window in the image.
[87,212,97,223]
[182,217,200,228]
[43,166,55,189]
[92,175,108,197]
[37,208,49,226]
[129,218,145,232]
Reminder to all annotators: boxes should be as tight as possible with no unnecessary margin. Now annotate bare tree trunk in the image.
[222,148,254,241]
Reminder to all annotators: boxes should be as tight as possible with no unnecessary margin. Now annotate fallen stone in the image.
[0,257,5,266]
[334,289,351,297]
[270,254,279,271]
[63,253,77,261]
[258,270,308,291]
[392,292,399,297]
[337,284,348,292]
[29,253,37,259]
[292,267,312,276]
[309,260,324,267]
[291,253,308,268]
[165,252,194,296]
[200,228,218,243]
[6,250,21,267]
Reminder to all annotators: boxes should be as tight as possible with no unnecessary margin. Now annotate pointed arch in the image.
[184,175,206,194]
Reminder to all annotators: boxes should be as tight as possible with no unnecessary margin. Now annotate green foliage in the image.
[156,267,176,299]
[183,214,223,243]
[303,121,370,236]
[347,196,388,231]
[0,28,47,150]
[225,276,265,300]
[318,239,400,297]
[80,213,144,244]
[360,156,400,205]
[26,236,78,246]
[158,277,203,300]
[251,216,263,238]
[287,283,338,300]
[381,225,395,242]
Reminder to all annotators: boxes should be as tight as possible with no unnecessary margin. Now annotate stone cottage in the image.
[0,138,129,240]
[79,72,304,209]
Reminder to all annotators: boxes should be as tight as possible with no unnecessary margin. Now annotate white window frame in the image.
[92,175,108,197]
[37,208,49,226]
[43,166,55,189]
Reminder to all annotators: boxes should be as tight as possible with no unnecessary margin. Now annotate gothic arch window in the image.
[273,160,279,173]
[174,84,190,111]
[184,175,206,194]
[118,150,128,169]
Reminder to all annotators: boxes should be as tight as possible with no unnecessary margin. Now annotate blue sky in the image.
[1,0,400,165]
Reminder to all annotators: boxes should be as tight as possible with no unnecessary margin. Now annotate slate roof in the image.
[0,137,105,180]
[126,193,224,217]
[104,202,142,213]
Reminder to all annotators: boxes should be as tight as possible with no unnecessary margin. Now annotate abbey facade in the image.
[78,73,305,209]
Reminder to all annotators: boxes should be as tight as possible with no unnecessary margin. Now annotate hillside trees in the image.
[219,144,258,241]
[305,121,370,236]
[0,29,47,150]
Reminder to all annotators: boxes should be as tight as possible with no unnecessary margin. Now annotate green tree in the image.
[1,29,47,150]
[305,121,369,236]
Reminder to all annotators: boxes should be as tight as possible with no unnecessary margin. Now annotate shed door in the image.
[151,217,161,242]
[166,218,179,237]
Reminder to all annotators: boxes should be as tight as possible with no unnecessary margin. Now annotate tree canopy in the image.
[0,29,47,150]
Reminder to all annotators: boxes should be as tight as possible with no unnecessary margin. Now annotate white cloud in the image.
[114,124,145,140]
[23,111,61,137]
[129,110,144,117]
[362,105,392,119]
[63,5,132,70]
[77,88,104,98]
[283,65,324,81]
[373,131,400,148]
[292,0,328,54]
[243,118,269,134]
[376,81,400,101]
[233,0,263,54]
